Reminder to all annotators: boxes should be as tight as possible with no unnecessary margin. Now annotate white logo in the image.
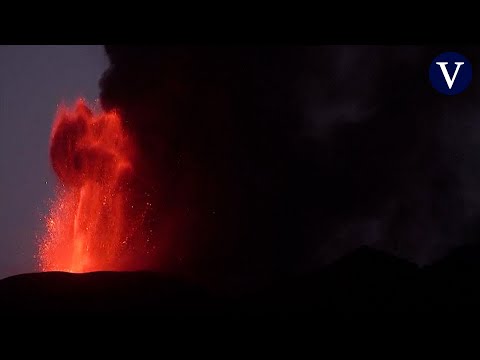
[435,62,464,89]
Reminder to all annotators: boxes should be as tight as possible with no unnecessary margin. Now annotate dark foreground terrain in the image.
[1,245,480,314]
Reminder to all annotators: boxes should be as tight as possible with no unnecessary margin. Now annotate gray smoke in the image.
[99,46,480,287]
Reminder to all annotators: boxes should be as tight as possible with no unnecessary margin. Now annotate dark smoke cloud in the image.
[99,46,480,290]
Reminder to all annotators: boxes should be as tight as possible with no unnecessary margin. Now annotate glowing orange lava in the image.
[40,99,148,272]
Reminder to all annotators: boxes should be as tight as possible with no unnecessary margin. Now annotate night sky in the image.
[0,46,107,279]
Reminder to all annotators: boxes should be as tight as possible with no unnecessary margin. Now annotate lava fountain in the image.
[40,99,152,273]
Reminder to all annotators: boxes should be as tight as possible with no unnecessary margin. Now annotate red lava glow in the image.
[40,99,151,273]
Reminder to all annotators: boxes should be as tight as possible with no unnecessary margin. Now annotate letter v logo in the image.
[436,62,464,89]
[429,52,472,95]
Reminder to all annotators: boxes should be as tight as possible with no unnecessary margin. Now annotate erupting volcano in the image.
[40,99,153,273]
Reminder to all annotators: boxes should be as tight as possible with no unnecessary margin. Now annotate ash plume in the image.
[97,45,480,290]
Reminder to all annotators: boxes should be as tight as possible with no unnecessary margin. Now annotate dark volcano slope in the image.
[2,245,480,314]
[0,271,217,315]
